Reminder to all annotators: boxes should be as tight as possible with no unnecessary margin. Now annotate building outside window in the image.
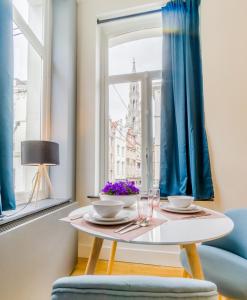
[117,161,120,176]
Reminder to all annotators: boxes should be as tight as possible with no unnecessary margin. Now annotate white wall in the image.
[0,203,78,300]
[76,0,247,265]
[200,0,247,211]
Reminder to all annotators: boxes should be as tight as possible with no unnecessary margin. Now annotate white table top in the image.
[69,205,234,246]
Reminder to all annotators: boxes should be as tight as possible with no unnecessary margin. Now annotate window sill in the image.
[87,195,168,200]
[87,195,214,201]
[0,198,72,226]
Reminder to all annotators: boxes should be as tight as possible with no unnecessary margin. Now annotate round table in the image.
[69,205,234,279]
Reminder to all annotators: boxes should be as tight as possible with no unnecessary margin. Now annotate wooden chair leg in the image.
[107,241,117,275]
[85,237,104,275]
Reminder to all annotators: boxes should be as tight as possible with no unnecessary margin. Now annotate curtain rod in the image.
[97,8,162,25]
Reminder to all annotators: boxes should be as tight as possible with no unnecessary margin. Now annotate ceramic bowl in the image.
[92,200,124,218]
[99,193,138,208]
[168,196,194,208]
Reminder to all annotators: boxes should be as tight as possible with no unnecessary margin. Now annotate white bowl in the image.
[100,194,138,208]
[92,200,124,218]
[168,196,194,208]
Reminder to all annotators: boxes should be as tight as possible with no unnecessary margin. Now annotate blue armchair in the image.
[181,209,247,299]
[51,275,217,299]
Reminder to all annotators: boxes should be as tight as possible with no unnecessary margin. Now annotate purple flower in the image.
[101,180,139,195]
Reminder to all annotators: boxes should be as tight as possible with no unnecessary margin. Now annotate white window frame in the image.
[13,0,52,202]
[108,71,161,190]
[98,12,162,192]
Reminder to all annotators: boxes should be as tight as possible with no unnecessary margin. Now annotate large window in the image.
[101,17,162,191]
[13,0,51,203]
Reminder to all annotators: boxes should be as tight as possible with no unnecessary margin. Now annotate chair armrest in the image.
[203,209,247,260]
[51,275,217,300]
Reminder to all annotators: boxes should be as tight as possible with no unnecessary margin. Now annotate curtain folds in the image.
[159,0,214,199]
[0,0,16,213]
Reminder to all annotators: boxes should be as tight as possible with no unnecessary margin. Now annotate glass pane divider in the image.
[13,6,44,58]
[146,76,154,190]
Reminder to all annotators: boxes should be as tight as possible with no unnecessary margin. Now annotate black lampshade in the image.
[21,140,59,166]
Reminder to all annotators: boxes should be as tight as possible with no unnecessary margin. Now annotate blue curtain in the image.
[159,0,214,199]
[0,0,16,213]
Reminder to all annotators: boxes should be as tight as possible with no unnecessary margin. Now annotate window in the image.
[13,1,51,203]
[13,0,44,42]
[101,15,162,191]
[109,81,142,186]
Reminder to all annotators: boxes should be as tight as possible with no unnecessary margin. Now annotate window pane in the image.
[152,80,161,187]
[109,82,142,187]
[109,36,162,76]
[13,0,44,42]
[13,25,43,200]
[108,33,162,189]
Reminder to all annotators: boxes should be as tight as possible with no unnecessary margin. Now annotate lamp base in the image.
[30,165,53,204]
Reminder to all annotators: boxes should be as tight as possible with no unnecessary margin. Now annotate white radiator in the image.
[0,202,78,300]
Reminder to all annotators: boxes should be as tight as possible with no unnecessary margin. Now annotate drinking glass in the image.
[149,188,160,208]
[137,193,153,221]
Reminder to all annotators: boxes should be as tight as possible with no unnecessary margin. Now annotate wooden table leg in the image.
[218,295,230,300]
[182,243,204,280]
[182,268,191,278]
[107,241,117,275]
[85,237,104,275]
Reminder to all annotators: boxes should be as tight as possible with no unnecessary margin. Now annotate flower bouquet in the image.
[100,180,139,207]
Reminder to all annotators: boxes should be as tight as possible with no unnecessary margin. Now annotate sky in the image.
[108,37,162,121]
[109,37,162,76]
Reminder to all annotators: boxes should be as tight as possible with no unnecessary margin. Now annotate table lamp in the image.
[21,140,59,202]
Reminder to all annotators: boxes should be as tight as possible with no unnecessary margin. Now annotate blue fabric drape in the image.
[0,0,16,213]
[159,0,214,199]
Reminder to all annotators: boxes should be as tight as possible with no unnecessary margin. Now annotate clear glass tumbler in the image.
[149,188,160,208]
[137,193,153,221]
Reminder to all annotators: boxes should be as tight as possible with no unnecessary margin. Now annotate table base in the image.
[84,239,204,280]
[180,244,204,280]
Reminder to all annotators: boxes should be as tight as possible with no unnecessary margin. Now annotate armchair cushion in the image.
[203,209,247,260]
[181,245,247,299]
[51,275,217,300]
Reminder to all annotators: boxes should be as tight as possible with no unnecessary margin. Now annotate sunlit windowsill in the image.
[87,195,214,201]
[87,195,168,200]
[0,198,72,226]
